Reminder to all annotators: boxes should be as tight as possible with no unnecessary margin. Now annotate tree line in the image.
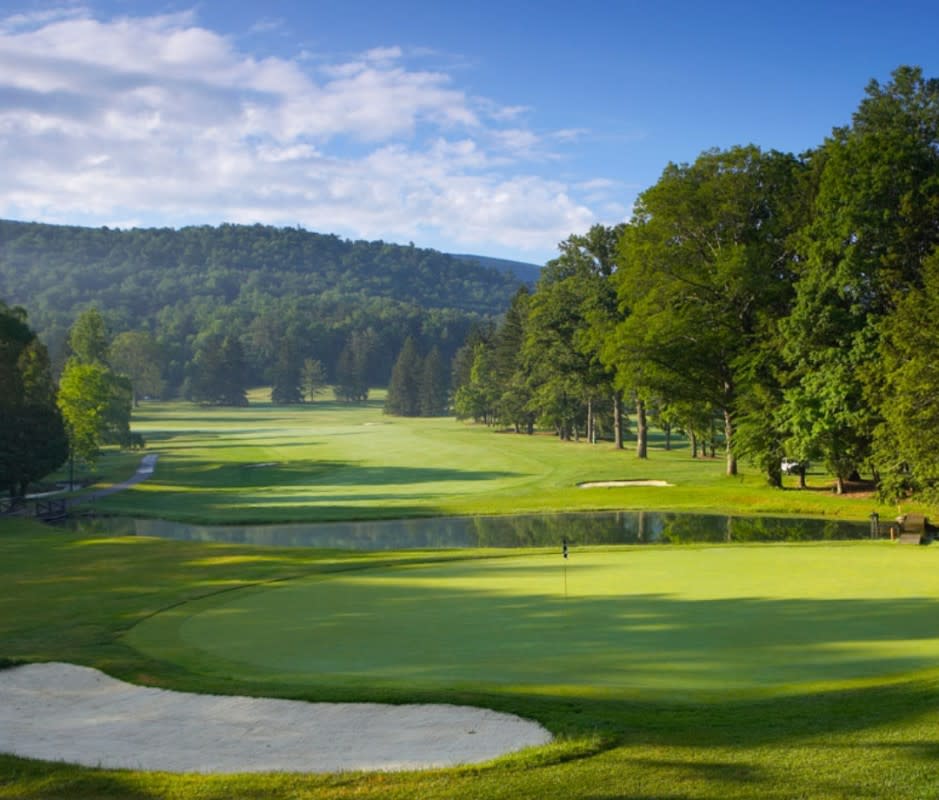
[0,221,526,396]
[1,304,136,501]
[450,66,939,502]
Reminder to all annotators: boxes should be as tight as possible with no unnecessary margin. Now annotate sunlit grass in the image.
[4,520,939,798]
[77,396,913,523]
[127,543,939,697]
[5,398,939,798]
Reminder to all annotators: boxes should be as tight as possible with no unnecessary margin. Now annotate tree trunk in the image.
[636,397,648,459]
[613,392,624,450]
[798,465,807,489]
[690,431,698,458]
[664,422,671,451]
[587,398,594,444]
[723,408,737,475]
[836,474,845,494]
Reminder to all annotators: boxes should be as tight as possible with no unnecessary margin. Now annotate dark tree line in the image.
[453,66,939,502]
[0,222,525,397]
[384,338,450,417]
[0,302,68,500]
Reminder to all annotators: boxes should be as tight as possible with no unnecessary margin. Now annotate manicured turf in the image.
[80,395,907,523]
[6,523,939,798]
[7,399,939,799]
[127,544,939,695]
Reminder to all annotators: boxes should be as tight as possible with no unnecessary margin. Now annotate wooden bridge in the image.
[0,497,69,522]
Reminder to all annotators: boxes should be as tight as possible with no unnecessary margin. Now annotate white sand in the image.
[0,663,552,774]
[578,479,673,488]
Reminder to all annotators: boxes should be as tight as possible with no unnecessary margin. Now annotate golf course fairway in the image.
[126,543,939,695]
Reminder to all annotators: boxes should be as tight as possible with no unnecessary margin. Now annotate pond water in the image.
[82,511,875,551]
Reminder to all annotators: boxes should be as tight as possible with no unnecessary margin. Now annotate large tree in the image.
[419,346,450,417]
[189,333,249,406]
[109,330,165,406]
[612,145,805,476]
[58,361,132,464]
[384,337,422,416]
[0,303,69,499]
[68,307,111,365]
[782,66,939,491]
[522,227,622,442]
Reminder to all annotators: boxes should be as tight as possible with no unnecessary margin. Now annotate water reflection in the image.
[82,511,872,550]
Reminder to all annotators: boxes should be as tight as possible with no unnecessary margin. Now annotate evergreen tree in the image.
[334,331,373,403]
[271,337,303,404]
[190,333,249,406]
[385,337,422,416]
[419,346,449,416]
[0,303,69,499]
[301,358,328,401]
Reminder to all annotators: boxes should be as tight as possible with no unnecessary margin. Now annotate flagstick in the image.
[562,537,569,599]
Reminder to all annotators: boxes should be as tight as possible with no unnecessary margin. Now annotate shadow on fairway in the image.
[144,459,523,489]
[140,573,939,701]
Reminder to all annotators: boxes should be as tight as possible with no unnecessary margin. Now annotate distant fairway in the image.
[88,397,906,523]
[126,543,939,695]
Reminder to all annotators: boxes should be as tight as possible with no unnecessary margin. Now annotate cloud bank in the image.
[0,8,603,259]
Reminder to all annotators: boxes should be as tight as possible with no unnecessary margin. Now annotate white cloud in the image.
[0,8,603,258]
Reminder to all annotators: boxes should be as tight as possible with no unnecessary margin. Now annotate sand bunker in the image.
[578,479,673,488]
[0,663,551,774]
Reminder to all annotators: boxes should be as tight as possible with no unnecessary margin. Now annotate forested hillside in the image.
[0,220,524,392]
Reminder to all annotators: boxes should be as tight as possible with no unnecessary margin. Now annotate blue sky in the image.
[1,1,937,264]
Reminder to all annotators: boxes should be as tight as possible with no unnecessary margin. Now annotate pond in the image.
[80,511,876,551]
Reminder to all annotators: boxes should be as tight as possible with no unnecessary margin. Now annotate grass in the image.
[4,398,939,798]
[127,544,939,697]
[3,520,939,798]
[74,395,912,523]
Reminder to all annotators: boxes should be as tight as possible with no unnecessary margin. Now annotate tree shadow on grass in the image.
[162,576,939,751]
[141,459,523,490]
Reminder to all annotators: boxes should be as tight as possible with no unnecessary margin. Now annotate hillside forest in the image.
[2,65,939,506]
[0,221,528,397]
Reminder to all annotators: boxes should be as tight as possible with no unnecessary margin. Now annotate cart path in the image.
[70,453,159,506]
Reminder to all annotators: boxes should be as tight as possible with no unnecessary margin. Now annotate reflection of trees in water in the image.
[470,512,655,547]
[88,512,871,550]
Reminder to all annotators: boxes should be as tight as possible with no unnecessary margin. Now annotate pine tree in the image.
[385,337,422,416]
[271,337,302,404]
[419,346,449,416]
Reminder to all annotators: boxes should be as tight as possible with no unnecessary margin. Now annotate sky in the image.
[1,1,937,265]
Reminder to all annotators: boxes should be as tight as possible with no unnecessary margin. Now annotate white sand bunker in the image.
[0,663,552,774]
[578,479,673,488]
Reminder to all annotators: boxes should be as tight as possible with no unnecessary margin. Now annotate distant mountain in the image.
[0,219,528,391]
[450,253,542,286]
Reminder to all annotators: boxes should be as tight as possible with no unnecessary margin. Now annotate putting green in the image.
[126,544,939,694]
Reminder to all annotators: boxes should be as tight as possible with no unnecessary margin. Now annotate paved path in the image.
[69,453,159,508]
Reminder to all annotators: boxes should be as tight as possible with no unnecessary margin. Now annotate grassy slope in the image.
[5,400,939,799]
[77,395,913,523]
